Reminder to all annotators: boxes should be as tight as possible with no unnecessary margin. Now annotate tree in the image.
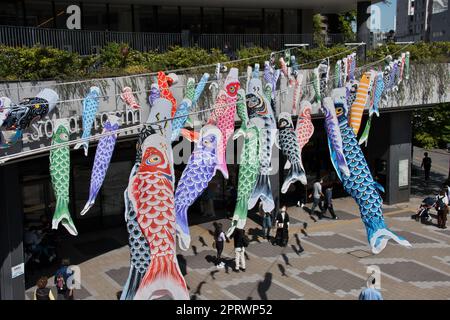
[412,103,450,149]
[313,14,326,47]
[338,10,356,42]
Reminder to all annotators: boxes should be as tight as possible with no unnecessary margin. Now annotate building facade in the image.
[0,0,357,34]
[396,0,449,41]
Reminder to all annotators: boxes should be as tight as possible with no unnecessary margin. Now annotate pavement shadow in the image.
[248,227,263,243]
[411,164,447,197]
[191,281,206,300]
[257,272,273,300]
[25,226,128,290]
[177,254,187,276]
[277,264,287,277]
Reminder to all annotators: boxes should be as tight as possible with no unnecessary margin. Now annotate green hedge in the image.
[0,42,449,81]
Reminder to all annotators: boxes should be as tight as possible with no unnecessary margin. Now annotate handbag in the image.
[212,241,216,249]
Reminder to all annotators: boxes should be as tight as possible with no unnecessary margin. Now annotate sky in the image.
[376,0,397,31]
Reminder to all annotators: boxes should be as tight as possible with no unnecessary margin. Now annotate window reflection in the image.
[224,8,263,34]
[158,6,180,32]
[202,8,223,33]
[54,2,80,29]
[109,4,133,32]
[134,5,156,32]
[0,0,25,26]
[82,3,108,31]
[265,9,282,33]
[24,0,53,28]
[180,7,201,33]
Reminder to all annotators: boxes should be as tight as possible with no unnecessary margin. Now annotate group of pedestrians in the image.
[212,202,293,272]
[33,259,75,300]
[212,223,248,272]
[298,179,338,220]
[415,185,449,229]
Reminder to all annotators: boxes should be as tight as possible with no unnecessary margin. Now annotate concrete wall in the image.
[0,164,25,300]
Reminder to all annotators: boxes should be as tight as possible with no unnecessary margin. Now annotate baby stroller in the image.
[415,196,436,223]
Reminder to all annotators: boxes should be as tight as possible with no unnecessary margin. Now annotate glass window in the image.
[54,1,80,29]
[157,6,180,32]
[0,0,24,26]
[101,161,133,217]
[264,9,281,33]
[24,0,53,28]
[202,7,223,33]
[134,5,156,32]
[180,7,201,33]
[283,9,298,33]
[109,4,133,32]
[224,8,263,33]
[82,3,108,31]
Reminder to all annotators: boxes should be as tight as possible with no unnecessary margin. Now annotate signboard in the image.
[398,159,409,187]
[11,263,25,279]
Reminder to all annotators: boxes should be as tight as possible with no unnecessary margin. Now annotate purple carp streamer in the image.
[80,115,120,216]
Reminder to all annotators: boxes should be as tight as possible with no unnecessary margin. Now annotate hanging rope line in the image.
[0,43,411,164]
[0,91,280,164]
[0,43,374,111]
[2,43,365,92]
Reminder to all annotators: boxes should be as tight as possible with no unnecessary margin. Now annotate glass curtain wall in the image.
[82,3,108,31]
[0,0,25,26]
[24,0,53,28]
[108,4,133,32]
[133,5,157,32]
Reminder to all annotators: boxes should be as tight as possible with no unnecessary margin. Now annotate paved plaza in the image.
[25,149,450,300]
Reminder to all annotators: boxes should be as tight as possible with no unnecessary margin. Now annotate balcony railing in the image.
[0,25,349,55]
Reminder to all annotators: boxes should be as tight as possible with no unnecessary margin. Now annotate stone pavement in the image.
[25,147,450,300]
[25,195,450,300]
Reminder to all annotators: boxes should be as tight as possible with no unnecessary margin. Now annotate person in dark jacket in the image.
[34,276,55,300]
[214,223,227,268]
[274,206,290,247]
[259,202,272,240]
[322,185,338,219]
[436,189,449,229]
[421,152,432,181]
[230,228,247,272]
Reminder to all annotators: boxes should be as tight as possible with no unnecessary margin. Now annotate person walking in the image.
[421,152,432,181]
[323,185,338,219]
[359,274,383,300]
[54,258,74,300]
[259,202,272,240]
[296,183,308,208]
[436,189,449,229]
[309,179,324,219]
[231,228,248,272]
[274,206,290,247]
[33,277,55,300]
[213,223,226,268]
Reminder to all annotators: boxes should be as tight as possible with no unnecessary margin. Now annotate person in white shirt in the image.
[309,179,324,219]
[436,189,449,229]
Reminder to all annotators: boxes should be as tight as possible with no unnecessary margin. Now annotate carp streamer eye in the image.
[336,107,343,116]
[146,155,161,165]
